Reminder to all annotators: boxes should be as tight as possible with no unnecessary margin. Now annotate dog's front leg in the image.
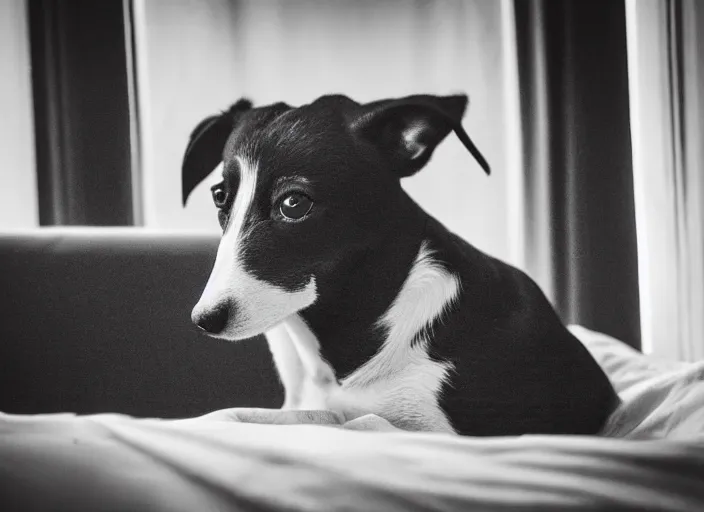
[194,409,403,432]
[265,321,306,409]
[267,314,340,412]
[342,414,405,432]
[186,317,345,426]
[283,315,338,391]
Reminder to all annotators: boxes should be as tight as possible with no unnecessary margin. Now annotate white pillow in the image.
[569,325,704,440]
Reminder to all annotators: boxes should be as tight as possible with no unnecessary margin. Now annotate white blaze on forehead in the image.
[224,155,258,242]
[207,161,225,187]
[193,156,317,341]
[204,155,257,304]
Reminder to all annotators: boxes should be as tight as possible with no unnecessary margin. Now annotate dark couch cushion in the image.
[0,229,282,418]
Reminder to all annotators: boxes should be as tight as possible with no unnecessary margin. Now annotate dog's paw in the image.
[186,407,344,426]
[342,414,405,432]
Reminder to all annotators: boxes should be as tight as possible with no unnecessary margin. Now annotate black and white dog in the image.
[182,94,618,435]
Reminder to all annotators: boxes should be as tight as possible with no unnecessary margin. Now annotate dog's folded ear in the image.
[350,94,490,178]
[181,99,253,206]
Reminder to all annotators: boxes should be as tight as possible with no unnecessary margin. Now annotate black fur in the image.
[352,95,490,177]
[421,214,618,434]
[181,94,618,435]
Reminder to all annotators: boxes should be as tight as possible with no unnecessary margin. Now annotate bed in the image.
[1,325,703,512]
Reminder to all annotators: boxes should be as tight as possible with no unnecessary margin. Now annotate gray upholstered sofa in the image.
[3,231,704,512]
[0,229,282,418]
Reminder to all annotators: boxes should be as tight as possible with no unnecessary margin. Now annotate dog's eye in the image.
[211,186,228,208]
[279,193,313,221]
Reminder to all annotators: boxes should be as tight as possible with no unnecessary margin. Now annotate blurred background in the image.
[1,0,702,362]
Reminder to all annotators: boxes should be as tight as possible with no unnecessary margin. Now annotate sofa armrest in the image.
[0,229,282,418]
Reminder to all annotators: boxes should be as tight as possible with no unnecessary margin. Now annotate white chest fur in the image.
[265,241,460,433]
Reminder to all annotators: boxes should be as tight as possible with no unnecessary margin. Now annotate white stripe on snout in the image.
[199,156,258,314]
[194,156,317,340]
[198,156,258,322]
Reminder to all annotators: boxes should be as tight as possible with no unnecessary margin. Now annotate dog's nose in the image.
[192,303,230,334]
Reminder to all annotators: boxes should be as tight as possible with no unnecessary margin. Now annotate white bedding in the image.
[1,326,703,512]
[570,325,704,440]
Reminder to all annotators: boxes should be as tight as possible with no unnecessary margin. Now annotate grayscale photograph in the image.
[1,0,703,510]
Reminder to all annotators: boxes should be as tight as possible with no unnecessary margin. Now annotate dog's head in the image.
[182,94,489,340]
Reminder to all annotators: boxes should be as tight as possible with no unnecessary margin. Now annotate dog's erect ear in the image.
[181,99,253,206]
[350,94,490,178]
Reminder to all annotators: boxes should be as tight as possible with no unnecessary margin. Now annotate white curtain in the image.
[626,0,704,361]
[0,0,38,228]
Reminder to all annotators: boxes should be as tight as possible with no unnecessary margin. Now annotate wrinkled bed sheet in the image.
[1,326,703,512]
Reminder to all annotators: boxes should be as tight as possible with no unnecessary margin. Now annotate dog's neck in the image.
[299,192,433,379]
[299,191,507,385]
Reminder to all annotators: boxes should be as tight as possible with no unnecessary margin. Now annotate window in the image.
[8,0,695,355]
[132,0,519,265]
